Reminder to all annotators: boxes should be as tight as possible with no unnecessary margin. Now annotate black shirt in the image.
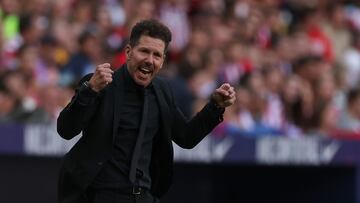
[91,68,159,190]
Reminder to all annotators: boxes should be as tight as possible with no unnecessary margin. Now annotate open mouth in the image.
[139,66,153,75]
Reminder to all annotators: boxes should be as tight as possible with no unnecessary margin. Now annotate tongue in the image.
[138,70,150,80]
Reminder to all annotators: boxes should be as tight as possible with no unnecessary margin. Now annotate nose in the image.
[144,53,154,64]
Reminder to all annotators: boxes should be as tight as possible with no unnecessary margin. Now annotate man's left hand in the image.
[212,83,236,108]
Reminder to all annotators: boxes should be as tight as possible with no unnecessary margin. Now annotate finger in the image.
[104,67,114,74]
[225,87,235,95]
[98,64,114,74]
[222,93,235,101]
[220,83,231,91]
[229,86,235,93]
[215,88,229,97]
[104,76,113,83]
[100,72,113,78]
[100,79,112,86]
[95,74,110,83]
[219,84,234,97]
[98,67,114,74]
[98,63,111,69]
[226,91,236,99]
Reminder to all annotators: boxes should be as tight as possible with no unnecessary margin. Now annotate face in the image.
[126,35,166,87]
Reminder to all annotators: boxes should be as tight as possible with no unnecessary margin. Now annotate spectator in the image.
[309,101,339,137]
[26,85,62,123]
[262,65,285,130]
[337,88,360,131]
[60,29,103,86]
[1,70,37,123]
[0,79,17,122]
[322,3,351,63]
[342,32,360,88]
[280,75,313,133]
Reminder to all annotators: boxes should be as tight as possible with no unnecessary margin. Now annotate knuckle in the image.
[97,68,104,74]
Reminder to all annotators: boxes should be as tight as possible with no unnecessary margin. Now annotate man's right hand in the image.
[88,63,114,92]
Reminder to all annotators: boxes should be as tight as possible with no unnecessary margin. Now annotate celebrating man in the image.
[57,19,236,203]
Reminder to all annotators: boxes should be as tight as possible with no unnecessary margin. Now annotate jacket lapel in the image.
[153,79,171,139]
[112,65,126,141]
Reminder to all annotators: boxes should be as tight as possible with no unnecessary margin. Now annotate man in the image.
[57,19,236,203]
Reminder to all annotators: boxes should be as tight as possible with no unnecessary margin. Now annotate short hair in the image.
[129,19,172,52]
[78,29,97,46]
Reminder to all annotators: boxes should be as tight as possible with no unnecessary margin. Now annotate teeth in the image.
[140,67,151,73]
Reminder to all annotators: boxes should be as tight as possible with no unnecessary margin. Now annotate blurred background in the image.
[1,0,360,202]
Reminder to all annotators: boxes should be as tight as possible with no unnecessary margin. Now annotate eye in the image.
[140,49,149,53]
[154,52,163,59]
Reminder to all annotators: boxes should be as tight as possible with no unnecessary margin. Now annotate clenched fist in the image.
[88,63,114,92]
[212,83,236,108]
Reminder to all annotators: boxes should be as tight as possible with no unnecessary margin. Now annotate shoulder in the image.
[154,76,173,93]
[112,65,127,83]
[153,76,176,105]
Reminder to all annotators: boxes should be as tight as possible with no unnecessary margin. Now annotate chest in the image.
[117,89,160,130]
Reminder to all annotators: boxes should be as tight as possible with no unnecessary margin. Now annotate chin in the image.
[135,79,150,87]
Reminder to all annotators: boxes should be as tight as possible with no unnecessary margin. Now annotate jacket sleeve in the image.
[168,85,224,149]
[57,74,100,140]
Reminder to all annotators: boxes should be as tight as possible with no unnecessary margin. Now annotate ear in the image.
[125,44,131,59]
[163,53,166,61]
[159,54,166,69]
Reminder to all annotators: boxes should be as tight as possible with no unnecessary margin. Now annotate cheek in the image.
[129,55,142,66]
[153,61,163,72]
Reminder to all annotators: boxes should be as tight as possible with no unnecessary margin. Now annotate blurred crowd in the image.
[1,0,360,138]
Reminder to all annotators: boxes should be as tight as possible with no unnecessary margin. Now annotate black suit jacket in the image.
[57,65,223,203]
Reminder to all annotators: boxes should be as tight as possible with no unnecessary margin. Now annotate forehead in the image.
[134,35,166,53]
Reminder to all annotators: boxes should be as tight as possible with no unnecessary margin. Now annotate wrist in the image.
[76,81,98,105]
[82,81,99,94]
[211,94,224,108]
[210,97,225,111]
[84,81,99,92]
